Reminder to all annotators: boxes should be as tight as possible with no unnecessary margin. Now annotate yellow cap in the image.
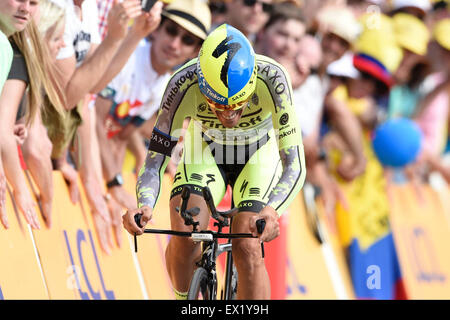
[433,18,450,51]
[393,13,430,55]
[356,13,403,73]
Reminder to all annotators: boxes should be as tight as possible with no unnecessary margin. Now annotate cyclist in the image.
[123,24,306,300]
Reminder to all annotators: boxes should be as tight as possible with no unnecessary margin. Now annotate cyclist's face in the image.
[206,98,249,128]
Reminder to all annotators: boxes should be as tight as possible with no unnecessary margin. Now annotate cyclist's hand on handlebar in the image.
[249,206,280,242]
[122,206,152,236]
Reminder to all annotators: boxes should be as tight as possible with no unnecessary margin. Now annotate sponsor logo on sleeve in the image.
[149,129,178,157]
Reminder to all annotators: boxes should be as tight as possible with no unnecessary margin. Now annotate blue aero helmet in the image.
[197,24,257,110]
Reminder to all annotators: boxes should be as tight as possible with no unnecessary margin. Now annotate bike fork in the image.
[223,237,234,300]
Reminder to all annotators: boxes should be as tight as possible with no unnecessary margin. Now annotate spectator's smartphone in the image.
[141,0,157,12]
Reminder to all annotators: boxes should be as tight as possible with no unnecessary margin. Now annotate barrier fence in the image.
[0,169,449,299]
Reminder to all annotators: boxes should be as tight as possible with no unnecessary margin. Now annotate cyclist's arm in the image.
[136,150,170,209]
[136,61,197,209]
[266,145,305,215]
[257,56,306,215]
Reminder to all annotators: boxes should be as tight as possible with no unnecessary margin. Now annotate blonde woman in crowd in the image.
[37,0,82,213]
[13,19,67,230]
[1,6,66,230]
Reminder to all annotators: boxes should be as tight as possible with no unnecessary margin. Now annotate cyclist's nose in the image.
[221,109,238,117]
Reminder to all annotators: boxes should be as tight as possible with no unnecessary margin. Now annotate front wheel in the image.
[230,264,238,300]
[187,267,216,300]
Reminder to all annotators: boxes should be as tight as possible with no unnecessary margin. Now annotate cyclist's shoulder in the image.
[161,58,201,110]
[166,58,199,87]
[255,54,292,98]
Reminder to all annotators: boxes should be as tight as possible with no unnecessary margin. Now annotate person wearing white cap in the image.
[316,6,361,74]
[94,0,212,222]
[327,52,361,83]
[327,53,381,128]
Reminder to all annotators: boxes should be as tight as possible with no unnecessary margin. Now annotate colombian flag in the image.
[330,86,407,299]
[334,138,407,300]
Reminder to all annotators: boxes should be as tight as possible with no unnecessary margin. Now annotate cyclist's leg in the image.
[165,122,227,298]
[230,131,282,300]
[167,193,210,298]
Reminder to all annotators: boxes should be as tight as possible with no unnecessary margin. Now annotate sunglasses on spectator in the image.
[242,0,273,13]
[164,23,200,47]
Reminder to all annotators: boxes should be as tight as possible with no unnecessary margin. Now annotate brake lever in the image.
[202,186,217,218]
[256,219,266,258]
[134,213,143,253]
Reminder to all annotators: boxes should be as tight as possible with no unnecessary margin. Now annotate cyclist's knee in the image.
[231,211,265,269]
[232,238,263,266]
[166,235,200,259]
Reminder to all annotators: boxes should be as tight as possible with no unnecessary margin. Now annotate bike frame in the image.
[134,185,264,300]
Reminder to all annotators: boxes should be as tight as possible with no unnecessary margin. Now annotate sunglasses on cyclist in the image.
[205,97,249,112]
[242,0,273,13]
[164,22,200,47]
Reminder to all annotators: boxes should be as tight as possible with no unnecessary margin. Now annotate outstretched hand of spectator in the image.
[13,188,41,229]
[321,174,348,233]
[13,124,28,146]
[106,0,142,41]
[131,1,163,39]
[336,153,366,182]
[92,206,114,255]
[59,160,80,205]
